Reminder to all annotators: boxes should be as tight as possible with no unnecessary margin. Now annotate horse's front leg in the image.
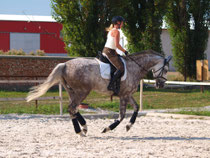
[102,97,128,133]
[126,96,139,131]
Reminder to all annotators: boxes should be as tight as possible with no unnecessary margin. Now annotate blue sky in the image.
[0,0,52,16]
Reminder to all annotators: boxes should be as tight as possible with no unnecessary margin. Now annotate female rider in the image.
[102,16,128,94]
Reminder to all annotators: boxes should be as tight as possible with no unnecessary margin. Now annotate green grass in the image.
[173,111,210,116]
[140,88,210,109]
[0,88,209,115]
[0,91,69,115]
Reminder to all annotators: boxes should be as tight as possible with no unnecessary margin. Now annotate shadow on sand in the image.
[91,136,210,141]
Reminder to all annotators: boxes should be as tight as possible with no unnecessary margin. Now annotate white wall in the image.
[205,32,210,66]
[161,29,175,71]
[161,30,210,71]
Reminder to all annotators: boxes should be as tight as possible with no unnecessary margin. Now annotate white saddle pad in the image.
[95,57,127,81]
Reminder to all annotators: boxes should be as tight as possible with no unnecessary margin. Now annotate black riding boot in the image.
[107,70,122,94]
[115,78,121,95]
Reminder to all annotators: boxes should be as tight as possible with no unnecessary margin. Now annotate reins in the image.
[126,55,149,73]
[126,55,169,81]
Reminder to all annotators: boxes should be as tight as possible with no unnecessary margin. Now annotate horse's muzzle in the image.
[155,79,165,89]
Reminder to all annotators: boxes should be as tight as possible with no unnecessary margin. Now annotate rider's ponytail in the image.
[106,24,114,32]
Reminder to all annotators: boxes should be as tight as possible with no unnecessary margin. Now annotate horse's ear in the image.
[166,56,172,63]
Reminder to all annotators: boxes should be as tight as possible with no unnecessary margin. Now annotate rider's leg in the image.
[102,48,124,94]
[107,69,122,88]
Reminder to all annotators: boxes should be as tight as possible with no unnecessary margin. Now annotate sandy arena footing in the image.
[0,114,210,158]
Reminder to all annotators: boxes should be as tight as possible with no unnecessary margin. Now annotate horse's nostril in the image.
[155,81,165,89]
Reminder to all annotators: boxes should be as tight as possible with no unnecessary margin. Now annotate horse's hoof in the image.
[102,128,107,133]
[78,131,86,137]
[83,129,87,134]
[102,127,110,133]
[126,125,130,131]
[82,125,87,134]
[126,124,132,132]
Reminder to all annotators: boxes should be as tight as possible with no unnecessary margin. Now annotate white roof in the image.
[0,14,56,22]
[1,14,208,30]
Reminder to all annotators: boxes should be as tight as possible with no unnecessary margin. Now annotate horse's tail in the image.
[26,63,66,102]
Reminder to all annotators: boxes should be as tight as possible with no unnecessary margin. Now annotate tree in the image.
[51,0,107,57]
[166,0,209,80]
[51,0,168,57]
[166,0,191,80]
[188,0,209,78]
[121,0,168,54]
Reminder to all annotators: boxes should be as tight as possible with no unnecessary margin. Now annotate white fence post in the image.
[59,82,63,115]
[140,79,144,111]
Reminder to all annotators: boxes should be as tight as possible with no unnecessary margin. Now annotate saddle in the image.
[96,51,127,81]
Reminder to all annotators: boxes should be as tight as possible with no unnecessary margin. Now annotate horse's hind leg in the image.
[67,89,90,136]
[126,96,139,131]
[102,97,129,133]
[75,111,87,134]
[61,78,88,135]
[71,112,87,136]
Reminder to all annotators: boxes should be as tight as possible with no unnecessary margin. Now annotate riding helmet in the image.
[111,16,125,24]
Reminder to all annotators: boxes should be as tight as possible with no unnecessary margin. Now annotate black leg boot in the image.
[114,78,121,95]
[107,70,122,94]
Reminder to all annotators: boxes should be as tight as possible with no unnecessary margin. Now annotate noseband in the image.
[153,59,168,81]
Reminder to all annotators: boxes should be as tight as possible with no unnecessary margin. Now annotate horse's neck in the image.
[142,55,162,71]
[127,54,162,77]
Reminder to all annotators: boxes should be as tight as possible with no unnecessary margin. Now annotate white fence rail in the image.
[1,79,210,115]
[143,79,210,86]
[140,79,210,111]
[0,96,59,101]
[0,80,64,115]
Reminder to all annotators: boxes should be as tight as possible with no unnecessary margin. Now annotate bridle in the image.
[127,55,169,81]
[152,59,169,81]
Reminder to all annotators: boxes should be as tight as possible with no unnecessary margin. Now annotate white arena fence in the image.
[1,79,210,115]
[0,80,63,115]
[139,79,210,111]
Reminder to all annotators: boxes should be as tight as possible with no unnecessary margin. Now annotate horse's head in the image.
[152,56,172,89]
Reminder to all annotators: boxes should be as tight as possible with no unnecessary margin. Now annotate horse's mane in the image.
[127,49,164,58]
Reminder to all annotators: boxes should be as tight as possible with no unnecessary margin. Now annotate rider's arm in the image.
[112,29,126,54]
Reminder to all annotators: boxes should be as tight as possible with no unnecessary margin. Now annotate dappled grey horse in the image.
[27,49,172,136]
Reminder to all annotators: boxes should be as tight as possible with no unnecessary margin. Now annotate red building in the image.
[0,14,67,56]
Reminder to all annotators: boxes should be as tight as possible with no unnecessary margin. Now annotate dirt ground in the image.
[0,114,210,158]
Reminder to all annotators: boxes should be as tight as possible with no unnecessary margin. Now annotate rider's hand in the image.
[124,51,128,56]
